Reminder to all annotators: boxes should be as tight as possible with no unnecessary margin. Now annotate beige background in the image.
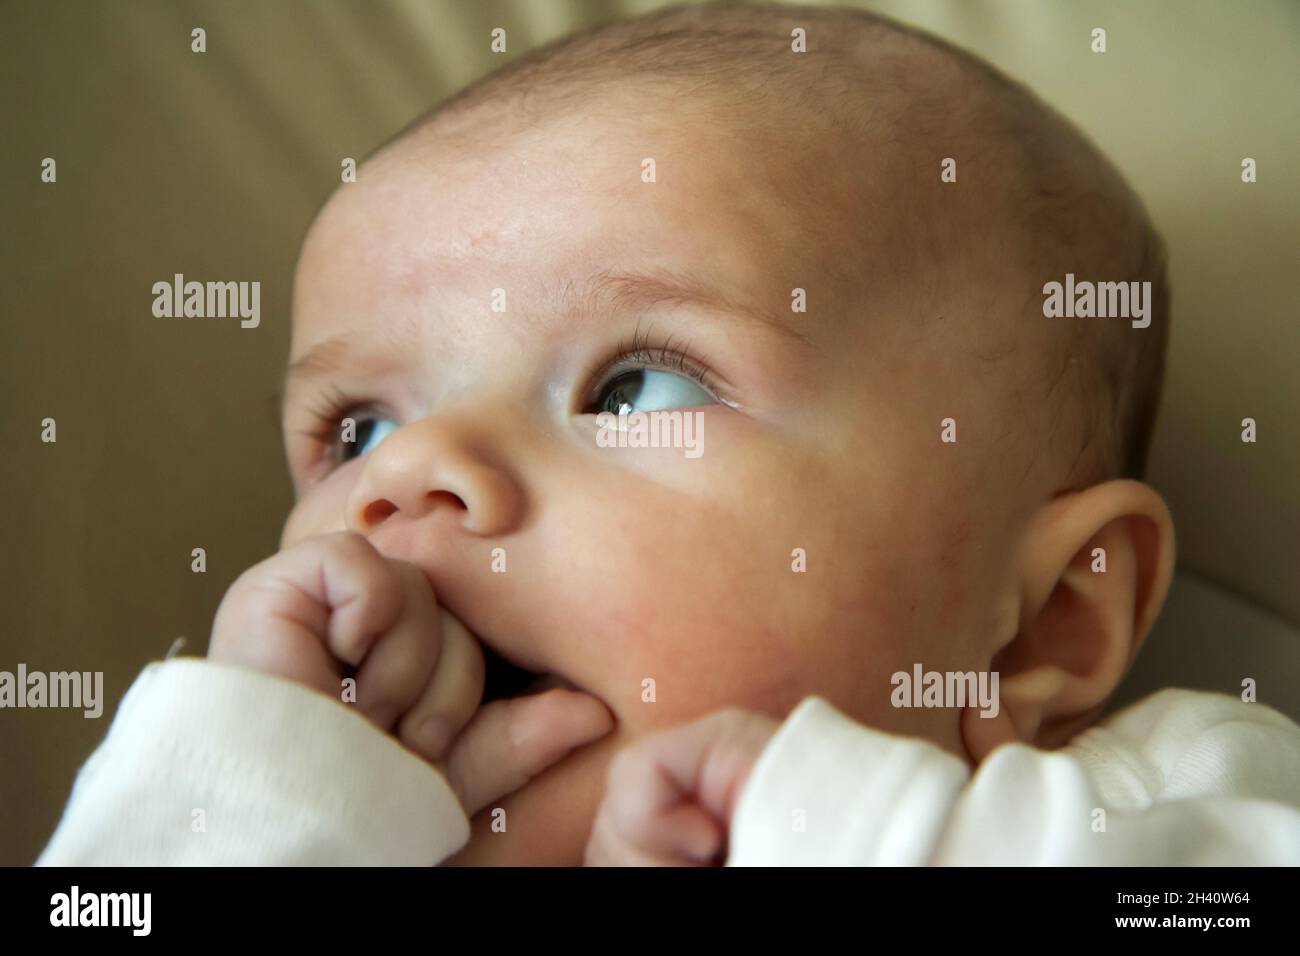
[1,0,1296,865]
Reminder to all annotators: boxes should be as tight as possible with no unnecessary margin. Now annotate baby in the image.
[39,2,1300,865]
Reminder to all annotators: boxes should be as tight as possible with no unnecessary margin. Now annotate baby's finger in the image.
[443,688,614,817]
[397,610,485,761]
[620,709,780,824]
[598,747,726,864]
[585,796,722,867]
[294,530,406,668]
[352,561,442,730]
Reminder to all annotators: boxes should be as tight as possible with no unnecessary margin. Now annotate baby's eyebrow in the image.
[278,327,409,421]
[285,333,375,388]
[559,267,811,347]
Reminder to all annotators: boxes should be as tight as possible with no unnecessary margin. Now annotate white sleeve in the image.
[36,658,470,865]
[727,691,1300,866]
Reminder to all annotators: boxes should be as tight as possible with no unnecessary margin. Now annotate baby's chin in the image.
[443,724,625,866]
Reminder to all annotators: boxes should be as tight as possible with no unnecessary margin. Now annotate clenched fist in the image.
[208,530,613,817]
[585,707,780,866]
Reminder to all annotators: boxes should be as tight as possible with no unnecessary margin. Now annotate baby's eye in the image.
[590,368,716,416]
[340,415,398,463]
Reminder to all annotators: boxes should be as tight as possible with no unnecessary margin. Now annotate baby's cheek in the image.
[574,557,803,732]
[593,569,858,732]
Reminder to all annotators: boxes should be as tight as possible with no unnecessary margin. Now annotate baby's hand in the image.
[209,530,468,747]
[209,531,613,817]
[585,708,779,866]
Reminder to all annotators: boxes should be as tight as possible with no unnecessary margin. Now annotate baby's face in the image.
[280,89,1018,863]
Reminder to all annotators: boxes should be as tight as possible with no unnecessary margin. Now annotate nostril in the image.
[362,499,398,526]
[426,490,467,511]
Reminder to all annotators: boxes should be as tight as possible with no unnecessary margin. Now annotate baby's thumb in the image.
[442,689,614,817]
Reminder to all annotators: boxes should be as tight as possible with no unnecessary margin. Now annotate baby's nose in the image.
[343,418,523,537]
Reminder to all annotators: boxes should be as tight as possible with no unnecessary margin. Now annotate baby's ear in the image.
[961,480,1175,760]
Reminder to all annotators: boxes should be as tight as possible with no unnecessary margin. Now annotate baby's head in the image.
[279,2,1174,863]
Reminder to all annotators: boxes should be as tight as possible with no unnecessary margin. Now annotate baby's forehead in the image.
[297,96,894,332]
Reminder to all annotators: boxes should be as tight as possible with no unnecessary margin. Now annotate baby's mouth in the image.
[425,582,579,704]
[480,643,577,704]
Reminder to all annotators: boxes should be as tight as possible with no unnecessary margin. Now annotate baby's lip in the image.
[440,604,580,702]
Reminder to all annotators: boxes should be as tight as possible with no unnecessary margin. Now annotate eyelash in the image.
[584,326,724,409]
[295,327,724,471]
[296,383,372,469]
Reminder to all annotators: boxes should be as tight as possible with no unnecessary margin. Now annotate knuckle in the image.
[220,583,276,629]
[225,564,268,599]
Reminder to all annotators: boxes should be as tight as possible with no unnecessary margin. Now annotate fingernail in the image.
[508,708,539,753]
